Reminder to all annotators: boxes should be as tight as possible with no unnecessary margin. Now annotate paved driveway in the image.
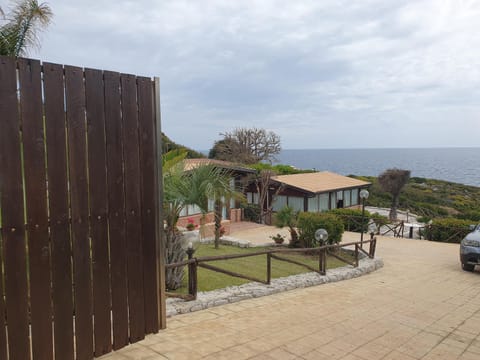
[101,235,480,359]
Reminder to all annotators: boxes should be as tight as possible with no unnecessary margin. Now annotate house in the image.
[245,171,371,215]
[177,158,255,234]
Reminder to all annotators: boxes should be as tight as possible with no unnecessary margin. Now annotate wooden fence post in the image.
[319,248,326,275]
[354,244,359,267]
[186,248,198,300]
[267,253,271,285]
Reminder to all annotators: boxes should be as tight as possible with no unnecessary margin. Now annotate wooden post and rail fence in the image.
[166,238,377,301]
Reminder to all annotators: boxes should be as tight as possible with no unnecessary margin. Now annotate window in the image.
[351,188,359,205]
[288,196,304,212]
[330,192,336,209]
[208,199,215,212]
[272,195,287,211]
[179,207,187,217]
[308,196,318,212]
[344,190,351,207]
[319,193,329,211]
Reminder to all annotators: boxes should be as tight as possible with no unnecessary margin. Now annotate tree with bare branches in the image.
[209,127,281,164]
[378,168,411,221]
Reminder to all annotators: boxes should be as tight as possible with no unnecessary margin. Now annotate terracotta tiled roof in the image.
[271,171,370,194]
[183,158,256,173]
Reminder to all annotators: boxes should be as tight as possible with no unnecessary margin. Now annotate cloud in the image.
[38,0,480,150]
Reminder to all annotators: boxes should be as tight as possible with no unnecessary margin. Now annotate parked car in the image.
[460,224,480,272]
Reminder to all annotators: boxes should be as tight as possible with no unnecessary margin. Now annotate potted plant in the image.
[186,218,196,231]
[270,233,285,245]
[219,226,226,238]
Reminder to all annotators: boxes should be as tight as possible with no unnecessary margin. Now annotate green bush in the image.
[241,203,261,223]
[297,212,344,248]
[455,211,480,222]
[370,212,390,228]
[416,216,431,224]
[423,218,473,243]
[328,208,388,232]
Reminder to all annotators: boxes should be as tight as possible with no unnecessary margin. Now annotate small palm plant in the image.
[274,206,300,247]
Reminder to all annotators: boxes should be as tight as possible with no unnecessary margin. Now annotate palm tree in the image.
[0,0,53,57]
[162,150,191,290]
[162,150,245,288]
[184,164,244,249]
[274,206,300,247]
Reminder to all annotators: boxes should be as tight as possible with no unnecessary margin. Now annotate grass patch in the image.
[172,244,355,293]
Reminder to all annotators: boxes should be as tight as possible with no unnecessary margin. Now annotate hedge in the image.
[328,208,389,233]
[297,212,344,248]
[423,218,473,243]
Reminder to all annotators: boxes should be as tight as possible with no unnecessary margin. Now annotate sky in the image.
[16,0,480,150]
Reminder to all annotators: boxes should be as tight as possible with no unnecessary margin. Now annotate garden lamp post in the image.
[315,229,328,275]
[359,189,369,248]
[315,228,328,245]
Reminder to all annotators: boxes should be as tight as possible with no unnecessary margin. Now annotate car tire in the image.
[462,263,475,272]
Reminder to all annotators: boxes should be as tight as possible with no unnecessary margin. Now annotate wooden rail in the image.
[166,238,377,301]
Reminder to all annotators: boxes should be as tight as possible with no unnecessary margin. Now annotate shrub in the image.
[241,203,261,223]
[370,212,390,228]
[328,209,388,232]
[297,212,344,248]
[416,216,431,224]
[274,206,299,245]
[455,211,480,222]
[423,218,473,243]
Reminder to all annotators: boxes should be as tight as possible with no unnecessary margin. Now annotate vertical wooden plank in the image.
[121,74,145,342]
[137,77,158,334]
[43,61,75,360]
[0,233,7,360]
[104,71,129,350]
[64,65,93,360]
[0,56,31,360]
[85,68,112,356]
[153,77,167,330]
[18,57,54,360]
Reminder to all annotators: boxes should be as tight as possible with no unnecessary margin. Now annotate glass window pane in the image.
[272,195,287,211]
[351,188,359,205]
[330,192,336,209]
[344,190,351,207]
[308,196,318,212]
[208,199,215,212]
[288,196,304,212]
[179,206,187,217]
[319,193,329,211]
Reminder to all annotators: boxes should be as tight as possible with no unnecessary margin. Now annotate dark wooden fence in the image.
[166,238,377,301]
[0,56,165,360]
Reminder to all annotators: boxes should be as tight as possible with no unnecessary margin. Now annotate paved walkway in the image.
[100,235,480,359]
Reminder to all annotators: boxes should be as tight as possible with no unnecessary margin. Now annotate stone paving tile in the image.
[382,350,418,360]
[98,235,480,359]
[459,351,480,360]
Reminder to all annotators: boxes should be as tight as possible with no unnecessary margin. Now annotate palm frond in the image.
[0,0,52,56]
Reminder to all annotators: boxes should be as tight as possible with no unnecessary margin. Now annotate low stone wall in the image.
[166,256,384,316]
[177,208,243,230]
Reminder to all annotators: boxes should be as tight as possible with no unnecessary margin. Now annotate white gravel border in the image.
[166,255,384,317]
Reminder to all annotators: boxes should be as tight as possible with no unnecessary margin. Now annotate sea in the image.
[276,148,480,187]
